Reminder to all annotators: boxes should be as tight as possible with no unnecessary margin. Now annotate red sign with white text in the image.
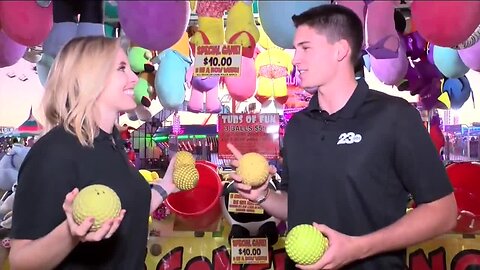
[218,114,280,159]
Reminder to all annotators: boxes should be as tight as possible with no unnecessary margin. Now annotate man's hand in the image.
[227,143,276,202]
[297,223,364,270]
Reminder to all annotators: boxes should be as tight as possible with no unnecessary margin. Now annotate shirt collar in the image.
[306,78,370,120]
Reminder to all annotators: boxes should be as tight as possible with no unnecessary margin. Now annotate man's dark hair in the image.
[292,4,364,64]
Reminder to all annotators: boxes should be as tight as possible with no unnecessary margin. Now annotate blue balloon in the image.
[258,1,330,49]
[433,46,470,79]
[443,76,472,109]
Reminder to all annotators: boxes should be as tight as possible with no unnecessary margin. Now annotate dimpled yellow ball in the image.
[236,152,269,187]
[285,224,329,265]
[175,151,196,168]
[173,165,199,190]
[72,184,122,232]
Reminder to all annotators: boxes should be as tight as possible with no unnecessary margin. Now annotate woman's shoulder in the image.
[29,126,81,158]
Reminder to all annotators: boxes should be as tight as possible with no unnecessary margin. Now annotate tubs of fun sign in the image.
[217,113,280,159]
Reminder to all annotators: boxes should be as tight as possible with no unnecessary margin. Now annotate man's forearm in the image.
[10,220,79,270]
[259,190,288,221]
[358,194,457,259]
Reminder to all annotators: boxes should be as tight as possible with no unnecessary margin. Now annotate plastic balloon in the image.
[0,1,52,46]
[443,76,472,109]
[411,1,480,47]
[458,39,480,71]
[258,1,330,49]
[0,31,26,68]
[118,1,190,51]
[433,46,470,79]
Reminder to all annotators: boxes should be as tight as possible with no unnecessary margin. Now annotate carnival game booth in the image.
[1,0,480,269]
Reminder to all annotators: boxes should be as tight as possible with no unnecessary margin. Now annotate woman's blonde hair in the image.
[39,36,120,147]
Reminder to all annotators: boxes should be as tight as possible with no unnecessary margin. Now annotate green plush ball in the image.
[285,224,329,265]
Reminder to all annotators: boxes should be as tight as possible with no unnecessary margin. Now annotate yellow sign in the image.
[230,238,269,265]
[228,193,264,214]
[194,44,242,77]
[407,234,480,270]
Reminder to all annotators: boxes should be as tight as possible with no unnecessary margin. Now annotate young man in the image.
[228,4,457,270]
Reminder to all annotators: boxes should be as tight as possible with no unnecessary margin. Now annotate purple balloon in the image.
[0,30,26,68]
[118,1,189,51]
[403,31,427,60]
[458,40,480,71]
[191,76,220,92]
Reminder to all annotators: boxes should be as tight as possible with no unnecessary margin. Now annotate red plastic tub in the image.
[165,162,223,230]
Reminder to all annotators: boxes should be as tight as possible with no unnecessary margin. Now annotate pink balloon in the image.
[224,57,256,102]
[458,41,480,71]
[0,30,26,68]
[0,1,52,46]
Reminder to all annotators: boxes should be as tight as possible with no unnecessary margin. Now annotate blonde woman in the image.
[9,36,179,269]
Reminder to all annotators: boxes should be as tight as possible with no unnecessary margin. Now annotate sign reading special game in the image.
[230,238,269,265]
[194,44,242,77]
[218,113,280,159]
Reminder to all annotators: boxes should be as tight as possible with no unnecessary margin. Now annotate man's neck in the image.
[317,71,358,115]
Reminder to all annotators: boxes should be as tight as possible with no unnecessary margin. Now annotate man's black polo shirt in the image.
[11,126,151,269]
[280,79,453,269]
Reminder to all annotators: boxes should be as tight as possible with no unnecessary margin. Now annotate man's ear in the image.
[336,39,350,62]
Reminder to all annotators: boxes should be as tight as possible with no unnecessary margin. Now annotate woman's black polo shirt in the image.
[11,125,151,269]
[280,79,453,269]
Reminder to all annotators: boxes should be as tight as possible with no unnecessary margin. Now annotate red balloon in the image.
[446,162,480,234]
[0,1,52,46]
[411,1,480,48]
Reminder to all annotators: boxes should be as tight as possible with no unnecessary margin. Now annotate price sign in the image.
[227,193,264,214]
[194,44,242,77]
[231,238,269,264]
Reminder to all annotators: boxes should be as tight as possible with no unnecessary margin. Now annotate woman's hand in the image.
[62,188,126,242]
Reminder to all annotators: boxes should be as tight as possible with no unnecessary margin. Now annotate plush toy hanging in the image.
[0,31,26,68]
[155,32,192,110]
[43,1,104,58]
[37,1,105,85]
[118,1,190,52]
[255,47,293,105]
[442,76,472,110]
[458,27,480,71]
[258,1,329,49]
[127,46,157,107]
[0,1,52,46]
[338,0,408,85]
[190,0,259,58]
[186,66,222,113]
[432,46,470,79]
[411,1,480,48]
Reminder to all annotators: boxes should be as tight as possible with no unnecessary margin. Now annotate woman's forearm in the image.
[10,220,79,270]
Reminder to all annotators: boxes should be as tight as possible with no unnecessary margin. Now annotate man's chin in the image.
[302,86,318,94]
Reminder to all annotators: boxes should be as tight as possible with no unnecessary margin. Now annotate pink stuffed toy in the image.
[186,66,222,113]
[338,0,407,85]
[224,56,257,102]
